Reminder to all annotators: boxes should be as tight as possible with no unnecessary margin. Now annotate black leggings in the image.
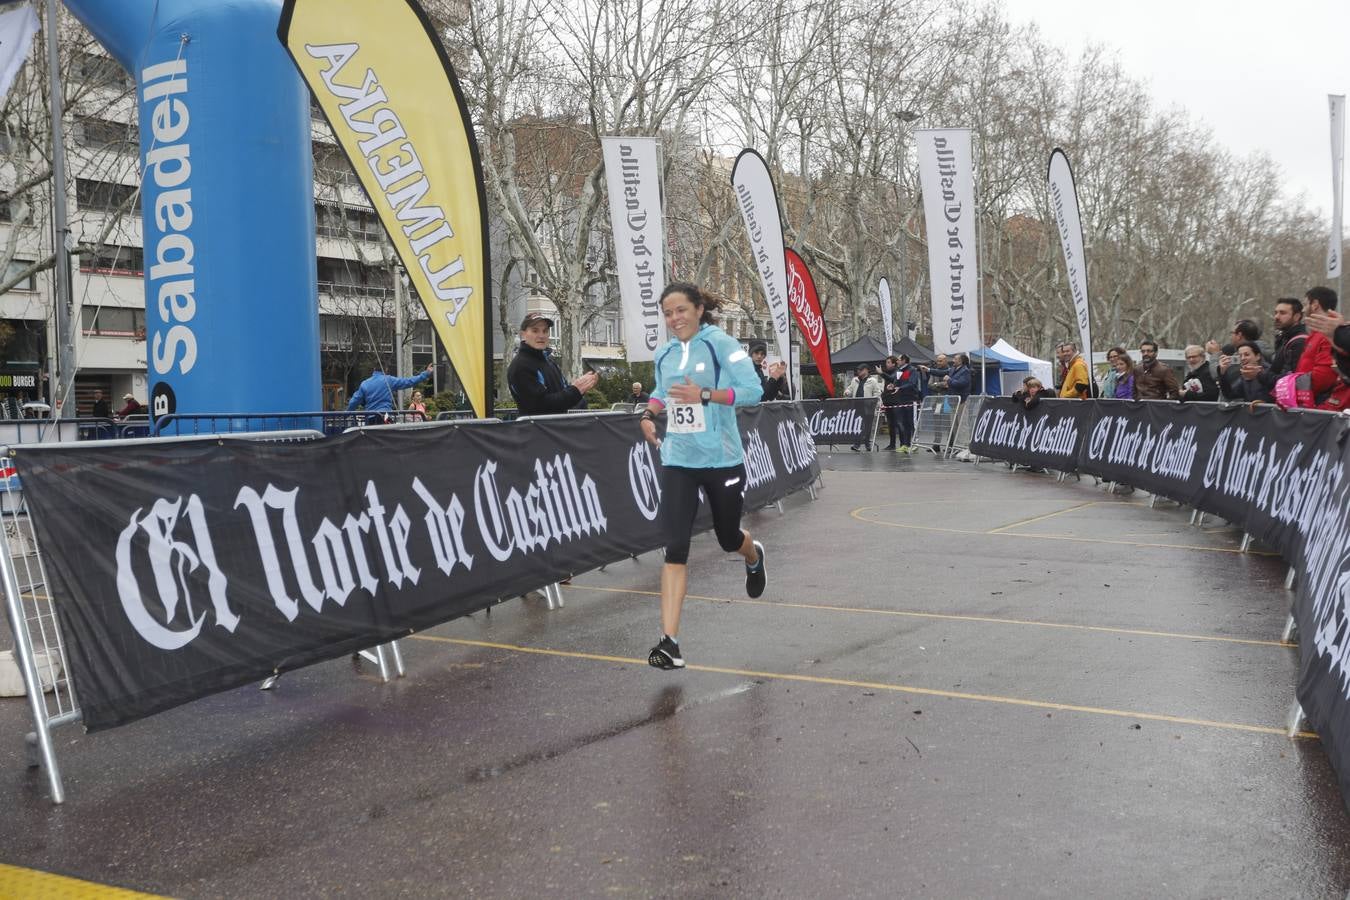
[661,464,747,565]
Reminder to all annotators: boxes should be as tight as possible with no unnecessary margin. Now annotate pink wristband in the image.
[726,388,735,405]
[650,397,666,409]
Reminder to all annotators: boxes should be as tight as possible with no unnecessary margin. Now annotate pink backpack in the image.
[1273,372,1313,409]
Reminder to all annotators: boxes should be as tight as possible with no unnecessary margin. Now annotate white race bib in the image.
[667,402,707,434]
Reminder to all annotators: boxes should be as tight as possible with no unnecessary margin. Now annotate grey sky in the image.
[997,0,1348,218]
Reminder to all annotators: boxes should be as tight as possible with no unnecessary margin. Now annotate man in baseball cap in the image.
[507,311,597,415]
[749,341,787,401]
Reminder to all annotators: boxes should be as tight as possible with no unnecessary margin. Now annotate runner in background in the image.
[639,282,767,670]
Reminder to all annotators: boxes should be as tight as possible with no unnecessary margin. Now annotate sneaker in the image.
[745,541,767,598]
[850,445,860,452]
[648,635,684,670]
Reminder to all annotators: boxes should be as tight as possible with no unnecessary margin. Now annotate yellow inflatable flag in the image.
[280,0,490,417]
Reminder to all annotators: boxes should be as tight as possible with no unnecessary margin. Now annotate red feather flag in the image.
[784,248,834,396]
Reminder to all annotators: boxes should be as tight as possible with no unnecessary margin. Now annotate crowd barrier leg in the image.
[1281,565,1299,644]
[1282,614,1298,643]
[1288,702,1307,738]
[4,577,65,802]
[1240,533,1253,553]
[0,469,78,804]
[373,645,392,681]
[543,582,564,611]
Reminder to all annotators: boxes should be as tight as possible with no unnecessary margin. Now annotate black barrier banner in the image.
[968,397,1084,469]
[796,397,879,445]
[14,405,819,731]
[971,397,1350,813]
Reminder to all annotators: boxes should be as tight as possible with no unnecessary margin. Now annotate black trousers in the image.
[661,464,747,565]
[885,404,915,446]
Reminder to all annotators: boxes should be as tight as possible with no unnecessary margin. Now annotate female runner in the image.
[639,282,768,670]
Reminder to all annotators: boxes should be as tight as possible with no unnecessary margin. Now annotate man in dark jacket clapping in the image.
[507,312,598,416]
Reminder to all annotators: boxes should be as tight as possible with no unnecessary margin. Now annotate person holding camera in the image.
[1219,342,1274,403]
[1178,345,1219,402]
[749,340,789,401]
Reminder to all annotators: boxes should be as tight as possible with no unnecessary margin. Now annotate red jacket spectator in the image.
[115,394,143,418]
[1296,331,1339,401]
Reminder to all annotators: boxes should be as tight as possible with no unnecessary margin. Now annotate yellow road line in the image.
[568,584,1294,649]
[410,635,1318,740]
[0,864,165,898]
[988,501,1100,533]
[852,505,1280,556]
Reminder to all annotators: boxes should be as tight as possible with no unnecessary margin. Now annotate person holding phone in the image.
[639,282,767,671]
[749,341,789,401]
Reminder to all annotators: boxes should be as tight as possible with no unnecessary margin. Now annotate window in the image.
[315,202,384,242]
[75,116,138,150]
[411,321,434,353]
[0,194,31,224]
[74,52,132,90]
[313,142,361,187]
[319,315,358,351]
[3,259,36,291]
[81,306,145,337]
[316,257,394,298]
[80,246,143,276]
[76,178,141,214]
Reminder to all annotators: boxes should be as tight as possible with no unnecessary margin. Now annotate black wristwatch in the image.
[699,388,712,406]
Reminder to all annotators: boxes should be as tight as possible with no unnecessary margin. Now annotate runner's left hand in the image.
[668,377,702,403]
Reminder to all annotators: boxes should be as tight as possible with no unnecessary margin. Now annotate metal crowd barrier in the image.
[155,410,427,437]
[949,395,987,457]
[914,394,964,456]
[342,416,503,435]
[0,428,415,804]
[0,416,119,445]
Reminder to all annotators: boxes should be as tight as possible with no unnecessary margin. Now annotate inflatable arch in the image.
[63,0,320,419]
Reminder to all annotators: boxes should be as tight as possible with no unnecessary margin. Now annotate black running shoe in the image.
[648,636,684,670]
[745,541,766,598]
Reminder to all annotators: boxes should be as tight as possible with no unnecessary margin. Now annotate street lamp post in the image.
[892,109,920,350]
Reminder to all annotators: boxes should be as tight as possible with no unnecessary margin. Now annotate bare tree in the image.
[457,0,739,379]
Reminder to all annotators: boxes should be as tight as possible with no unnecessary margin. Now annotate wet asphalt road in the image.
[0,450,1348,898]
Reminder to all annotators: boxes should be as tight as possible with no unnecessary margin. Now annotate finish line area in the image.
[1,453,1348,896]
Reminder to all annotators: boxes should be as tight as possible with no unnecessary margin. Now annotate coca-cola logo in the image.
[786,262,824,346]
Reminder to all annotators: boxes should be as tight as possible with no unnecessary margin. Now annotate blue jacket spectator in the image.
[348,366,432,414]
[947,355,973,399]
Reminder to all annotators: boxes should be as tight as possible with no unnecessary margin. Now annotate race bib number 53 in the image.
[668,403,707,433]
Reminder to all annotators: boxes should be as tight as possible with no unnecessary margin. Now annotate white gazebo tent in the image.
[989,339,1054,387]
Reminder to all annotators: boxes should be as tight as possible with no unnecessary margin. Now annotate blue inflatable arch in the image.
[63,0,320,419]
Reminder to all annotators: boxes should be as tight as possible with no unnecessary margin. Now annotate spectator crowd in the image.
[1043,286,1350,413]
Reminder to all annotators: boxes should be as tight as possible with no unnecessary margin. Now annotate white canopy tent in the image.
[990,339,1054,387]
